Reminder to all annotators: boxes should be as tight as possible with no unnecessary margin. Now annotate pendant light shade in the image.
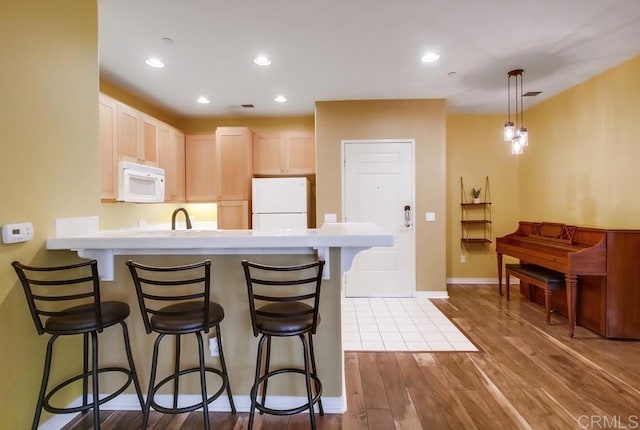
[503,69,528,154]
[503,121,515,141]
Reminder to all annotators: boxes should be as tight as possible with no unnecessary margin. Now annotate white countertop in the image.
[46,220,394,280]
[47,222,392,250]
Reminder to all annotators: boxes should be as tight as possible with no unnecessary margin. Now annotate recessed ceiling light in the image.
[196,96,211,104]
[421,52,440,63]
[274,95,287,103]
[145,57,165,68]
[254,55,271,66]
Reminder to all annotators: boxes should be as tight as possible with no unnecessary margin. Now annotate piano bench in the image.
[505,264,566,325]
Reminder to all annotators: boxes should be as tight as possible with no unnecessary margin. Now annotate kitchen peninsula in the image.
[46,220,393,413]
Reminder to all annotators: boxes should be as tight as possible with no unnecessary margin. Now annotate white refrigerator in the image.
[252,177,309,231]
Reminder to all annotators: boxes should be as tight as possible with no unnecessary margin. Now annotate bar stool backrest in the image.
[11,260,103,335]
[126,260,212,334]
[241,260,325,336]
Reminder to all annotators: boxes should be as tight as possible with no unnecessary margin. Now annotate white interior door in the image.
[343,140,415,297]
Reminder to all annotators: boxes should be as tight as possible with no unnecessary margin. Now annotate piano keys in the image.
[496,221,640,339]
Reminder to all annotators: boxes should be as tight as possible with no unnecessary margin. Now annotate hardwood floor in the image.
[63,283,640,429]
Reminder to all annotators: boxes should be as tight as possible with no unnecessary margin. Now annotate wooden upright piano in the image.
[496,221,640,339]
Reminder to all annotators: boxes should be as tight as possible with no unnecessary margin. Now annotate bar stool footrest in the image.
[253,367,323,416]
[43,367,135,415]
[149,367,229,415]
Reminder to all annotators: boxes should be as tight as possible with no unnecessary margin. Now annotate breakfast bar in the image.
[46,221,394,413]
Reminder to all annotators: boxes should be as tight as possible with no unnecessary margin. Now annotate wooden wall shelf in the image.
[460,177,492,245]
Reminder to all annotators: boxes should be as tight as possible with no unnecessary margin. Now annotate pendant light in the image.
[503,69,528,154]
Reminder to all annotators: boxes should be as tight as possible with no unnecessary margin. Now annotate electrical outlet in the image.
[460,255,466,263]
[209,336,220,356]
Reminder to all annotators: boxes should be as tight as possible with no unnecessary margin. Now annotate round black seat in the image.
[127,259,235,430]
[12,259,144,430]
[241,259,325,430]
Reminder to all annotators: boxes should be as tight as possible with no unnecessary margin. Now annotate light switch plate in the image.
[425,212,436,222]
[2,222,34,244]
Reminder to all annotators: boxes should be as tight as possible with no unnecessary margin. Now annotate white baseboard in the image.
[446,277,500,284]
[39,393,346,430]
[415,291,449,299]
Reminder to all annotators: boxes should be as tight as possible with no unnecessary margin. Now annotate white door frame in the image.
[341,139,416,297]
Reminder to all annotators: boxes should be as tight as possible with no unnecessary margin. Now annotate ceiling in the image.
[98,0,640,118]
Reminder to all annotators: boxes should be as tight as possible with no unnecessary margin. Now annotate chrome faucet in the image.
[171,208,192,230]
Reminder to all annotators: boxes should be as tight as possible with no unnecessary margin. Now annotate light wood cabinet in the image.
[116,102,158,165]
[99,94,118,200]
[217,200,249,229]
[185,128,252,228]
[253,130,315,175]
[215,127,253,200]
[284,131,315,174]
[185,134,218,202]
[158,124,185,202]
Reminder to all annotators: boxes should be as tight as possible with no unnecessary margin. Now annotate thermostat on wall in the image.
[2,222,34,244]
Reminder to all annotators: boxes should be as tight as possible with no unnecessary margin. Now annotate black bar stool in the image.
[11,259,144,430]
[241,259,325,430]
[126,259,235,430]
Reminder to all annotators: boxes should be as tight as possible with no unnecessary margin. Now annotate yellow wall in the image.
[446,115,520,279]
[315,99,447,292]
[521,55,640,228]
[0,1,98,427]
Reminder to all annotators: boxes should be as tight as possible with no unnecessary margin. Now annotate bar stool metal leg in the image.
[32,336,56,430]
[259,335,272,414]
[215,325,236,413]
[143,333,164,429]
[300,333,317,430]
[308,333,324,415]
[119,322,144,408]
[173,334,181,410]
[91,331,100,429]
[248,334,268,430]
[82,333,89,413]
[195,331,211,430]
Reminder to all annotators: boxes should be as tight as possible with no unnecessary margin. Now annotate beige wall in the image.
[446,114,520,279]
[521,55,640,228]
[181,115,315,134]
[315,99,447,292]
[0,1,98,426]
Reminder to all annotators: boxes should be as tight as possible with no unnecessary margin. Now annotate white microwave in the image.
[117,161,165,203]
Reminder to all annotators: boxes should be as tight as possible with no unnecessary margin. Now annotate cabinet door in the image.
[158,124,185,202]
[99,95,118,200]
[185,134,218,201]
[284,131,315,174]
[172,130,186,202]
[216,127,253,200]
[141,115,158,165]
[217,200,249,229]
[253,131,284,175]
[157,125,172,200]
[116,102,140,162]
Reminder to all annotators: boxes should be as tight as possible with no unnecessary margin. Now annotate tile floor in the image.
[341,297,478,352]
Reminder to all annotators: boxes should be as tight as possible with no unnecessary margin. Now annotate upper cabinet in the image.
[99,93,179,201]
[185,134,218,202]
[216,127,253,200]
[116,102,158,166]
[253,130,315,175]
[158,124,185,202]
[185,129,252,228]
[99,95,118,200]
